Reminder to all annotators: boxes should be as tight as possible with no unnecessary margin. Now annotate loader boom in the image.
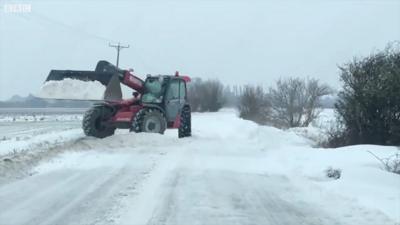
[120,71,144,93]
[95,60,144,93]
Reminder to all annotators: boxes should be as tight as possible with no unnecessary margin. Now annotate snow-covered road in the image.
[0,110,398,225]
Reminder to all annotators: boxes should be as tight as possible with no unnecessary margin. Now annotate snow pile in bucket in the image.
[36,78,106,100]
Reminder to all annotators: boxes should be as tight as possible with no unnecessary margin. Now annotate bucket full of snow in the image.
[36,78,107,100]
[35,68,123,101]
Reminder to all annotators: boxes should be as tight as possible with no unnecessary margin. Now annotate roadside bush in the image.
[325,167,342,179]
[269,77,332,128]
[330,43,400,146]
[238,85,270,125]
[187,78,226,112]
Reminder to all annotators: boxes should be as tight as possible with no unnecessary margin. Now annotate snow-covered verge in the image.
[262,144,400,222]
[0,108,398,224]
[35,78,106,100]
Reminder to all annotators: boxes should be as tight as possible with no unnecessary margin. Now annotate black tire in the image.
[130,108,146,133]
[179,106,191,138]
[82,106,115,138]
[131,108,166,134]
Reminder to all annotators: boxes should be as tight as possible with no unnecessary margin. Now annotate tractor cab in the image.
[141,75,188,123]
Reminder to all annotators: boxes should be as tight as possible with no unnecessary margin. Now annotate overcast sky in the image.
[0,0,399,100]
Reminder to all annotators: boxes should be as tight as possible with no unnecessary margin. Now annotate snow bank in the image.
[192,108,309,148]
[36,78,106,100]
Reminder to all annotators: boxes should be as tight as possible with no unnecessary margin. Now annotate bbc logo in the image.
[4,3,32,13]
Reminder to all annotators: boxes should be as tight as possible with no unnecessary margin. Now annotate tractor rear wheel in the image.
[179,106,191,138]
[131,108,166,134]
[82,106,116,138]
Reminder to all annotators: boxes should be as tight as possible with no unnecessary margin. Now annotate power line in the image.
[14,10,117,43]
[109,42,130,68]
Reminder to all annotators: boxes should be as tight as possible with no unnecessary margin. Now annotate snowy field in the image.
[0,108,84,156]
[0,108,398,225]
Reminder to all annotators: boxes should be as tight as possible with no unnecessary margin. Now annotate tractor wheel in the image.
[131,108,166,134]
[179,106,191,138]
[82,106,116,138]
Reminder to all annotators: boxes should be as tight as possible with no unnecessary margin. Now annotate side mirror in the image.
[132,92,139,98]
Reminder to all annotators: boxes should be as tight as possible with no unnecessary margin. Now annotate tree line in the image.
[188,77,331,128]
[187,42,400,147]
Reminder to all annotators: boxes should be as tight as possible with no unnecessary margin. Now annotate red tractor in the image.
[44,61,191,138]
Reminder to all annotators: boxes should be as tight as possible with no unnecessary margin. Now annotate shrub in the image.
[238,85,270,124]
[332,43,400,146]
[325,167,342,179]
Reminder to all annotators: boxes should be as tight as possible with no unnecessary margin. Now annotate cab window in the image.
[179,81,186,100]
[166,80,180,100]
[141,77,164,103]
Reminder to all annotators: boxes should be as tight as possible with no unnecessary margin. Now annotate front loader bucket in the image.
[37,69,123,101]
[45,70,115,86]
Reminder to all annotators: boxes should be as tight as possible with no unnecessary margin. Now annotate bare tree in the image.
[269,77,331,128]
[202,79,225,112]
[238,85,270,124]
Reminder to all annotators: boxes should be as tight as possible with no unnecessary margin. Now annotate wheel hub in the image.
[144,116,161,133]
[148,122,156,130]
[95,118,105,131]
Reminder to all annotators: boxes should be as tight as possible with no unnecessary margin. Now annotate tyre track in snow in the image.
[128,160,335,225]
[114,137,394,225]
[113,143,190,225]
[132,165,393,225]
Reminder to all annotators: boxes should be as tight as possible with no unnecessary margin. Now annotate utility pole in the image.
[109,42,130,68]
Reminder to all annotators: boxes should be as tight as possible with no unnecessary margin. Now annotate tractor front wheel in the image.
[82,106,116,138]
[179,106,191,138]
[131,108,167,134]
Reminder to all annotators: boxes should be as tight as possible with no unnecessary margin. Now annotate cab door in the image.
[165,79,181,122]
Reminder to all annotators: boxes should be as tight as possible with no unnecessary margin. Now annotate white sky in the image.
[0,0,399,100]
